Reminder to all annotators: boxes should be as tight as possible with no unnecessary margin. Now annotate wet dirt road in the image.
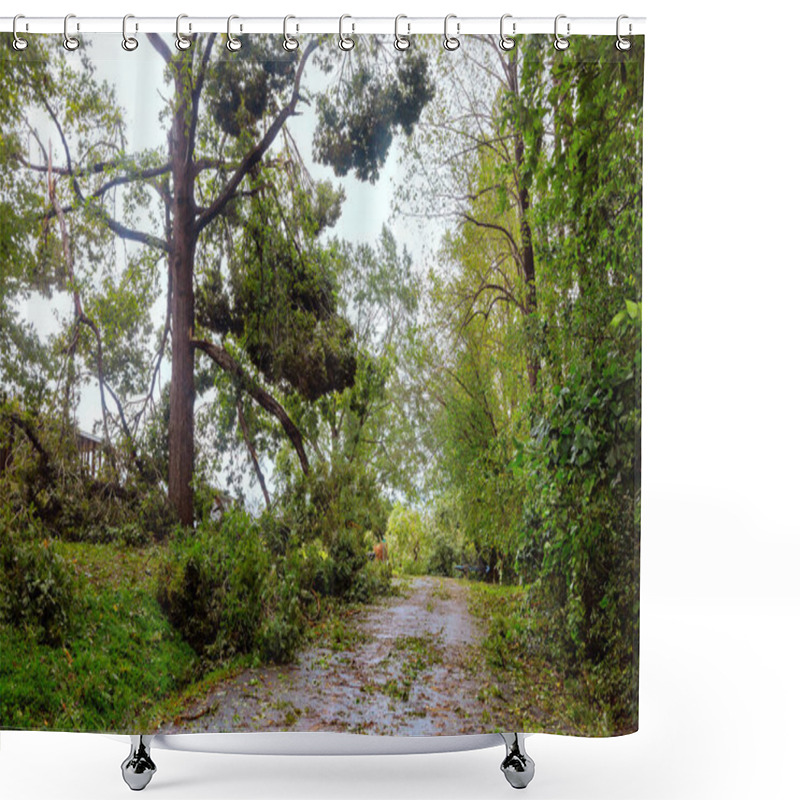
[159,576,513,735]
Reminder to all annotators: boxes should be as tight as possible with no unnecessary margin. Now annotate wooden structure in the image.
[76,429,104,477]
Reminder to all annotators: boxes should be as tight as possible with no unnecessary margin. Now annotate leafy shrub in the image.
[323,527,368,597]
[385,503,427,574]
[0,401,174,546]
[0,505,78,645]
[347,557,392,603]
[514,310,641,729]
[156,509,304,664]
[425,526,461,577]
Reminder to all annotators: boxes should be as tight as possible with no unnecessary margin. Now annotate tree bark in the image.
[509,50,541,394]
[167,57,198,526]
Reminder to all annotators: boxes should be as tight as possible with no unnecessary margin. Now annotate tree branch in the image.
[193,338,310,475]
[236,396,272,509]
[186,34,217,166]
[39,95,169,252]
[461,213,519,254]
[194,39,319,234]
[146,33,173,64]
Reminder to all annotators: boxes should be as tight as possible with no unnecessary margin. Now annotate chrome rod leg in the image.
[500,733,535,789]
[121,735,157,791]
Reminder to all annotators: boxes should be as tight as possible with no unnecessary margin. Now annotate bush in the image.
[347,557,392,603]
[385,504,426,574]
[156,509,305,664]
[0,506,79,645]
[324,527,368,597]
[425,527,460,577]
[514,317,641,730]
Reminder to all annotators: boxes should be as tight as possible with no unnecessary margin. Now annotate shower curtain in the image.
[0,29,643,739]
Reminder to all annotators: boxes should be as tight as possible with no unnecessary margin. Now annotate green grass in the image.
[466,581,610,736]
[0,541,196,732]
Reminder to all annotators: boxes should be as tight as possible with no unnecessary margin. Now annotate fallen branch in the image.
[193,338,309,475]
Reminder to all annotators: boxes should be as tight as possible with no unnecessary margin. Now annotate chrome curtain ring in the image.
[394,14,410,51]
[339,14,355,51]
[616,14,632,51]
[122,14,139,51]
[553,14,570,51]
[499,13,515,51]
[283,15,299,51]
[227,15,242,52]
[12,14,28,51]
[63,13,80,51]
[443,14,460,51]
[175,14,191,50]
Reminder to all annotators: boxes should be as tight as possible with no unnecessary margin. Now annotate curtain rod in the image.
[0,16,646,37]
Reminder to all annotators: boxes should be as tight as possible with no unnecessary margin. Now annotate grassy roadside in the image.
[1,539,397,733]
[465,581,611,735]
[0,541,196,732]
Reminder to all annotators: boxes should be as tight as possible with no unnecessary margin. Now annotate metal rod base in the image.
[121,735,157,791]
[500,733,535,790]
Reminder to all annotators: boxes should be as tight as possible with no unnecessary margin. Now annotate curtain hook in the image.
[227,15,242,52]
[443,13,460,51]
[63,13,80,51]
[616,14,632,51]
[339,14,355,51]
[499,14,515,51]
[553,14,570,51]
[175,14,191,50]
[394,14,410,51]
[283,15,299,51]
[12,14,28,51]
[122,14,139,51]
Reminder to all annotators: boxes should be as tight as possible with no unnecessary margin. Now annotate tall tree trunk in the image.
[508,48,541,394]
[516,143,540,393]
[167,64,197,527]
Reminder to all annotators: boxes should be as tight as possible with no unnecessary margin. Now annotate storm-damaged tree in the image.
[2,34,433,524]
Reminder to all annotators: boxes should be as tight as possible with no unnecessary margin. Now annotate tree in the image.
[398,36,548,396]
[2,34,433,524]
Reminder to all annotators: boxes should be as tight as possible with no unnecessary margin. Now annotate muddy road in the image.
[159,576,517,735]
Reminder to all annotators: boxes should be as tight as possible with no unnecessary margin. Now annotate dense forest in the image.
[0,33,642,735]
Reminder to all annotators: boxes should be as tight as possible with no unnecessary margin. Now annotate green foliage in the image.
[314,49,435,183]
[0,505,78,645]
[425,526,461,578]
[399,35,642,727]
[197,173,357,403]
[157,509,304,663]
[0,541,196,732]
[205,38,295,138]
[467,582,611,734]
[281,455,390,551]
[385,504,426,575]
[348,558,393,604]
[0,401,175,545]
[515,309,641,728]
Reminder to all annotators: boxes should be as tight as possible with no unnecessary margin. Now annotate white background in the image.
[2,1,799,798]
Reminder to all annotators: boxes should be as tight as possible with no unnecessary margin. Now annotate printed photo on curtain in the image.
[0,29,643,740]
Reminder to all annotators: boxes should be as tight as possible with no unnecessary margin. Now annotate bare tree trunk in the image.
[167,63,198,527]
